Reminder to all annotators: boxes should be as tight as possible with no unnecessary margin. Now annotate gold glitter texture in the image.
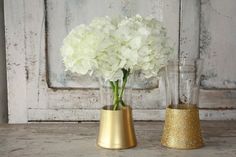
[161,105,204,149]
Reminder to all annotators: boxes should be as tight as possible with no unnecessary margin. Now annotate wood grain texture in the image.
[4,0,179,122]
[4,0,236,122]
[0,122,236,157]
[180,0,200,59]
[4,0,28,123]
[163,0,179,60]
[0,0,8,123]
[46,89,236,110]
[47,88,165,109]
[199,89,236,109]
[28,108,236,121]
[200,0,236,88]
[24,0,47,110]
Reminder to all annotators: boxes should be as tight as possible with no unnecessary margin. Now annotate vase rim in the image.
[102,105,131,111]
[167,104,198,110]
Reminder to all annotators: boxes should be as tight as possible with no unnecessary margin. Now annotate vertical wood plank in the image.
[24,0,46,109]
[4,0,27,123]
[0,0,8,123]
[163,0,180,59]
[179,0,200,59]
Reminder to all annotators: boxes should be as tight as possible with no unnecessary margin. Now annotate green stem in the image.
[111,69,130,110]
[109,81,116,105]
[112,80,119,110]
[119,69,130,106]
[109,81,115,93]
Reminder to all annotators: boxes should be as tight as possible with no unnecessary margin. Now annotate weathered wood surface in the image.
[46,0,172,88]
[28,108,236,121]
[4,0,28,123]
[180,0,200,59]
[0,121,236,157]
[0,0,8,123]
[199,89,236,109]
[200,0,236,88]
[4,0,181,123]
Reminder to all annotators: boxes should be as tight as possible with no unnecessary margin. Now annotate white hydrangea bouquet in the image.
[61,15,173,110]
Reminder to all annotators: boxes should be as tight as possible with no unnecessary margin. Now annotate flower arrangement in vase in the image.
[61,15,173,149]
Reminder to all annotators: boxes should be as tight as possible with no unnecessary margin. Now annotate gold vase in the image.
[97,105,137,149]
[161,105,204,149]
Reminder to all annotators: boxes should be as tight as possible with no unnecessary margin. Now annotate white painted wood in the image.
[200,0,236,88]
[34,0,179,119]
[180,0,200,58]
[24,0,47,110]
[47,0,165,88]
[4,0,180,123]
[47,88,236,110]
[46,0,99,88]
[179,0,236,110]
[5,0,236,122]
[163,0,180,60]
[199,89,236,108]
[48,88,165,109]
[0,0,8,123]
[4,0,28,123]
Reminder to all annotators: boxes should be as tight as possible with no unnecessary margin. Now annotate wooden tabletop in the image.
[0,121,235,157]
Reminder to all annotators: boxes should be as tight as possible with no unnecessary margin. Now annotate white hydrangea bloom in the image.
[61,15,173,81]
[114,15,173,78]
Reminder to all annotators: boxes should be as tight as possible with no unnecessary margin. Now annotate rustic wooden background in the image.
[2,0,236,123]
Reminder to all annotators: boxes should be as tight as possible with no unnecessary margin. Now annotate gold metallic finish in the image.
[161,105,204,149]
[97,106,137,149]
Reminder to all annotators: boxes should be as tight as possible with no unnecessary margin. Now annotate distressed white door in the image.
[4,0,236,123]
[5,0,179,123]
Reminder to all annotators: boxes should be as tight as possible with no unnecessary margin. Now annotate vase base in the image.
[97,142,137,150]
[97,105,137,150]
[161,105,204,149]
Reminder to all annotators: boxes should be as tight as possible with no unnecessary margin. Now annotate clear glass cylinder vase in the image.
[99,74,133,110]
[165,58,203,109]
[161,58,204,149]
[97,73,137,149]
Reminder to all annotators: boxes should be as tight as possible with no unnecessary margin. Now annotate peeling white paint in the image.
[47,0,164,88]
[200,0,236,89]
[4,0,236,123]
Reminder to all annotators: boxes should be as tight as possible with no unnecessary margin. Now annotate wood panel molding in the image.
[4,0,236,123]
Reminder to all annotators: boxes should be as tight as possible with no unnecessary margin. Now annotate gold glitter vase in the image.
[161,58,204,149]
[97,105,137,149]
[161,105,203,149]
